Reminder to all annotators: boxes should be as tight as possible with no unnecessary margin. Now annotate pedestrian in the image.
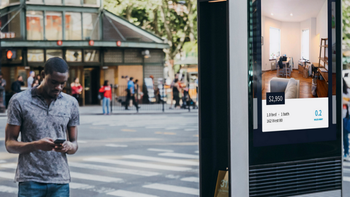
[172,78,181,109]
[125,77,139,110]
[169,73,179,109]
[344,104,350,161]
[0,72,7,106]
[36,75,42,85]
[31,79,39,88]
[11,75,24,94]
[27,71,35,88]
[134,79,142,102]
[5,57,79,197]
[99,80,112,115]
[344,79,350,161]
[71,77,82,102]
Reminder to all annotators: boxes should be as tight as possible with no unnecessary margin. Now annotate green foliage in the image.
[103,0,197,60]
[343,0,350,49]
[182,41,197,57]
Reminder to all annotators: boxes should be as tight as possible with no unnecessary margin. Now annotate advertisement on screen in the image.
[250,0,338,148]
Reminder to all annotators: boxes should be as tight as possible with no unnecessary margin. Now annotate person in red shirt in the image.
[70,77,82,102]
[99,80,112,115]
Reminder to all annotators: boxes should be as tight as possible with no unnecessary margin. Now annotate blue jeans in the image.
[344,118,350,156]
[3,91,5,106]
[102,97,110,114]
[18,182,69,197]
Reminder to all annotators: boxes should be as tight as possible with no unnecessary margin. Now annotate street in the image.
[0,112,350,197]
[0,112,199,197]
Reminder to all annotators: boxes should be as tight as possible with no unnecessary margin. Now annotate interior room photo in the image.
[261,0,332,100]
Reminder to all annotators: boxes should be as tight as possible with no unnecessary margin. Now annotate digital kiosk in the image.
[198,0,342,196]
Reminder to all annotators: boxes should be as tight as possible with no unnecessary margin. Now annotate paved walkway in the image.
[0,105,198,116]
[79,105,198,115]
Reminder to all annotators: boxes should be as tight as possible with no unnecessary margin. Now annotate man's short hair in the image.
[130,77,134,80]
[44,57,68,75]
[17,75,21,79]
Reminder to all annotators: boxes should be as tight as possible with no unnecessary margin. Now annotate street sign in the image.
[6,50,16,59]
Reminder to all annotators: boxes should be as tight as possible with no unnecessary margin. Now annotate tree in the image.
[104,0,197,78]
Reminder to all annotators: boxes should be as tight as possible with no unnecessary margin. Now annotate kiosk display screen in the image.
[248,0,341,165]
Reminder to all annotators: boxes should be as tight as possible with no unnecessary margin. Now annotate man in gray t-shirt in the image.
[5,57,79,197]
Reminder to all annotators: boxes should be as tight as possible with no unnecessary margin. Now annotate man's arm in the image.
[54,126,78,154]
[5,124,55,154]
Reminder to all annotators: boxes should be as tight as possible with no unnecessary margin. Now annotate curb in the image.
[80,111,198,115]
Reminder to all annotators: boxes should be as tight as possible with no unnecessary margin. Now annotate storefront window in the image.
[26,0,43,3]
[65,0,80,5]
[84,0,99,6]
[46,12,62,40]
[1,0,20,7]
[26,11,44,40]
[0,0,8,8]
[0,11,21,39]
[45,0,61,4]
[84,50,99,62]
[65,12,82,40]
[46,49,62,60]
[28,49,44,62]
[83,13,99,40]
[66,49,82,62]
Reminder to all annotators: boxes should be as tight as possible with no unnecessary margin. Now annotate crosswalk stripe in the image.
[0,186,17,194]
[194,151,199,154]
[0,163,17,169]
[147,148,173,152]
[84,158,193,172]
[181,177,199,183]
[70,183,95,190]
[107,190,158,197]
[105,144,128,148]
[123,155,198,166]
[69,162,159,177]
[143,183,199,195]
[158,152,199,159]
[343,176,350,182]
[0,171,14,179]
[70,172,123,183]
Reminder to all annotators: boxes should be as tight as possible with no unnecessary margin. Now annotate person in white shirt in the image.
[27,71,35,88]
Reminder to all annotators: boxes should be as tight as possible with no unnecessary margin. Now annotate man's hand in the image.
[54,141,73,153]
[34,137,55,151]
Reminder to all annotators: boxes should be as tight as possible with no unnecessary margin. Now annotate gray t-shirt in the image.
[7,87,80,184]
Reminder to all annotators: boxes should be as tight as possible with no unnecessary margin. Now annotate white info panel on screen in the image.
[262,98,329,132]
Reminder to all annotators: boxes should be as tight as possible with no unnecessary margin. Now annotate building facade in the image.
[0,0,168,105]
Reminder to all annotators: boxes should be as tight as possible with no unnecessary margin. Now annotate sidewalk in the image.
[79,105,198,115]
[0,105,198,116]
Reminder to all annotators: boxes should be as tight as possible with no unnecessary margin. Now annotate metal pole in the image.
[162,79,164,112]
[188,84,190,112]
[110,84,113,114]
[136,85,139,113]
[0,21,5,113]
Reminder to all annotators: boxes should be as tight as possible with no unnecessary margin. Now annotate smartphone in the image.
[54,138,66,144]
